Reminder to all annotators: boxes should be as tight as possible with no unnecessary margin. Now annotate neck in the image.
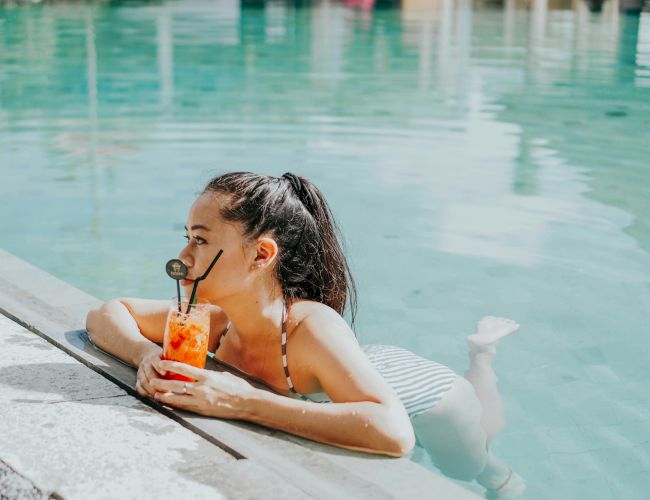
[215,284,285,348]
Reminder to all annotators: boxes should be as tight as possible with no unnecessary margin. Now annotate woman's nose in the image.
[178,245,194,269]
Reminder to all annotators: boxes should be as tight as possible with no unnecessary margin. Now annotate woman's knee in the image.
[428,420,488,481]
[436,451,487,481]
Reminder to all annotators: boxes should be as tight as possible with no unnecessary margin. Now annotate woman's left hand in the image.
[150,361,256,419]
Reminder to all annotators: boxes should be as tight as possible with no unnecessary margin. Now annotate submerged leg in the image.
[476,453,526,499]
[411,377,489,482]
[464,316,519,443]
[412,377,526,498]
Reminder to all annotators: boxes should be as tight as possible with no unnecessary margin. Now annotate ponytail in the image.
[203,172,358,329]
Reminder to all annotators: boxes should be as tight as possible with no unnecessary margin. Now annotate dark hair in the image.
[203,172,358,330]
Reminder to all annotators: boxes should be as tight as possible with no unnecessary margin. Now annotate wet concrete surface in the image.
[0,314,308,500]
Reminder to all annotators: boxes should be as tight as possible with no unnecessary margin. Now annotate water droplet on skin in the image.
[301,409,306,414]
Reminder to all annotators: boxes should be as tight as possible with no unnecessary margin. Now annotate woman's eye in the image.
[184,234,206,245]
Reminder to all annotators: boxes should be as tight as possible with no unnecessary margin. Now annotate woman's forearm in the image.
[86,299,161,367]
[242,389,415,457]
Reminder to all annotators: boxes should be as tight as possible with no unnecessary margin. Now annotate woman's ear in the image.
[253,237,279,270]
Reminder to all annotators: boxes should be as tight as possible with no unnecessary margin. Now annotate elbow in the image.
[86,307,100,340]
[379,403,416,458]
[398,431,416,457]
[387,425,416,458]
[85,299,120,342]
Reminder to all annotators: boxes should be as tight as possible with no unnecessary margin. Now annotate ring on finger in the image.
[173,382,190,395]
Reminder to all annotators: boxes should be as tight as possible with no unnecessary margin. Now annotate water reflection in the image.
[1,1,650,498]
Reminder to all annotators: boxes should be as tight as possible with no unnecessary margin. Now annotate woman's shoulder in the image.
[286,299,358,360]
[287,300,350,337]
[285,299,360,395]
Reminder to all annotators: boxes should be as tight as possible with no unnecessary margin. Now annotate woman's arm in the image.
[86,298,228,367]
[150,302,415,457]
[86,298,167,367]
[246,390,414,457]
[244,304,415,457]
[152,358,414,457]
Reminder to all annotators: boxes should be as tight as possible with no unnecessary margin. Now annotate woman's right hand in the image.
[136,345,167,398]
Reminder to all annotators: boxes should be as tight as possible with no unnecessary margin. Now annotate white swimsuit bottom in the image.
[361,344,457,418]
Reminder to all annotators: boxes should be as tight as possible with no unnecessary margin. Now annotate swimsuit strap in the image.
[214,298,311,401]
[282,297,311,401]
[214,320,232,353]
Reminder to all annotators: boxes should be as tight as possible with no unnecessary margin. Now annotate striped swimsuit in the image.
[214,300,456,418]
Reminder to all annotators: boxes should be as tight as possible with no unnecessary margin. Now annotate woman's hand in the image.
[150,361,256,420]
[135,345,166,398]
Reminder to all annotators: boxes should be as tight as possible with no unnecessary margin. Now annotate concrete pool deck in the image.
[0,249,482,499]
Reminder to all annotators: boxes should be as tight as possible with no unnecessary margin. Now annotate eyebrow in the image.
[184,225,212,232]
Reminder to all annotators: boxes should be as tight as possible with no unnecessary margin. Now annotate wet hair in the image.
[203,172,358,330]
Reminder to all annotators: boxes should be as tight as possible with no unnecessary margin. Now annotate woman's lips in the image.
[181,279,194,286]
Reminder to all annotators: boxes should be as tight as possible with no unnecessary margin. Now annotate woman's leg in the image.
[463,316,519,444]
[412,376,488,481]
[412,377,525,498]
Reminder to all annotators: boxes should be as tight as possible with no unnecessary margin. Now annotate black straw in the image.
[176,280,182,312]
[199,248,224,281]
[186,249,223,314]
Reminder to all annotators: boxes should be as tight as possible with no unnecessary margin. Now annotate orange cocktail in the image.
[162,299,210,382]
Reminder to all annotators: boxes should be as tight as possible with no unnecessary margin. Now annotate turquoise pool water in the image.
[2,1,650,497]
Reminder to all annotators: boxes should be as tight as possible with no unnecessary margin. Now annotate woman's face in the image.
[178,192,266,303]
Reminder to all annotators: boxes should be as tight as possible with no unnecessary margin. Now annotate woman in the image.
[86,172,525,498]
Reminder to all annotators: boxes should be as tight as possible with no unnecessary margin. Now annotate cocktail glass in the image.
[162,298,210,382]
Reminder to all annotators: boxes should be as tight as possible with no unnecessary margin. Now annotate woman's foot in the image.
[467,317,519,354]
[485,469,526,499]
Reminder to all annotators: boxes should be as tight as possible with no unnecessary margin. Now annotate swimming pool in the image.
[2,1,649,498]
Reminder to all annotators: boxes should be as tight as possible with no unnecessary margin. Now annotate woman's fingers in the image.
[151,356,167,377]
[135,378,148,397]
[159,360,206,382]
[138,367,156,396]
[144,364,159,386]
[154,391,190,407]
[135,352,171,399]
[150,378,194,395]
